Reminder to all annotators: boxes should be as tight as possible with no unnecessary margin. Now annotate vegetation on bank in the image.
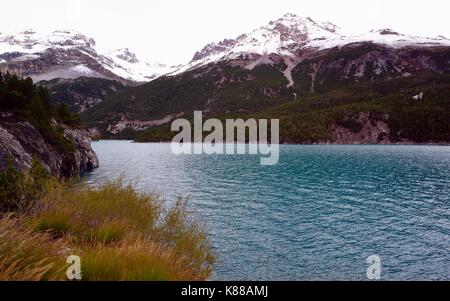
[122,73,450,143]
[0,71,81,127]
[0,72,82,166]
[82,63,291,126]
[0,162,214,280]
[0,214,69,280]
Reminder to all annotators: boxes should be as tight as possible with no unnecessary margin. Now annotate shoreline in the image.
[93,139,450,146]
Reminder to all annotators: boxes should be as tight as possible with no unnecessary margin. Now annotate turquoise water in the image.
[86,141,450,280]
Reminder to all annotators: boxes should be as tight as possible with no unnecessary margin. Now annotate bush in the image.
[0,160,27,212]
[56,103,81,126]
[0,159,50,212]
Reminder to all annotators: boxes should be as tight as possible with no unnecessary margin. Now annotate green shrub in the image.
[0,160,27,212]
[0,159,50,212]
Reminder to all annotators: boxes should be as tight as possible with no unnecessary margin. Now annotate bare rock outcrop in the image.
[329,112,391,144]
[0,112,98,177]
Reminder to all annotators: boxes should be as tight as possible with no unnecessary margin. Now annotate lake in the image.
[85,141,450,280]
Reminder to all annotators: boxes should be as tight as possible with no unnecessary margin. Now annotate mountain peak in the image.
[370,28,401,36]
[110,48,139,64]
[183,13,343,75]
[48,29,96,48]
[180,12,450,78]
[20,29,37,35]
[282,12,300,18]
[269,13,307,27]
[268,13,340,33]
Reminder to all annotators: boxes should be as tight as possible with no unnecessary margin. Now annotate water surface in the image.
[86,141,450,280]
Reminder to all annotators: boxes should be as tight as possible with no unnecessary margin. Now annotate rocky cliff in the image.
[0,112,98,178]
[328,112,392,144]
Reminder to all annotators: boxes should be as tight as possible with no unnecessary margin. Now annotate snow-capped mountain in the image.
[180,13,341,71]
[0,29,178,83]
[176,13,450,84]
[107,48,181,82]
[81,13,450,137]
[2,15,448,85]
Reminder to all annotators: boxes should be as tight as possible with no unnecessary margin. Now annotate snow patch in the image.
[31,65,104,82]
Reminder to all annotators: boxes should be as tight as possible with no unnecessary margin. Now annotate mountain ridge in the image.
[1,13,449,144]
[0,29,179,83]
[79,13,450,143]
[174,13,450,84]
[2,14,449,85]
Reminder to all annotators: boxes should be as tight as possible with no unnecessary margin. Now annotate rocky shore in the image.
[0,112,98,178]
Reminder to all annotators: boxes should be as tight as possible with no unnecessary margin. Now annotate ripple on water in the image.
[86,142,450,280]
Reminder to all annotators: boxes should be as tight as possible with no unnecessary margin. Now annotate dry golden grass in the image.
[0,214,69,280]
[30,180,160,243]
[81,239,207,281]
[17,179,216,280]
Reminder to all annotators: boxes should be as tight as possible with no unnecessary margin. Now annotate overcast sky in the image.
[2,0,449,65]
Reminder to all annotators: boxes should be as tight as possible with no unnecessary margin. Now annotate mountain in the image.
[175,13,450,85]
[38,77,128,113]
[82,13,450,143]
[0,29,181,112]
[0,29,179,83]
[1,15,448,143]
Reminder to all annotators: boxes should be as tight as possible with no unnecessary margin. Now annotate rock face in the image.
[292,44,450,93]
[39,77,128,113]
[0,112,98,178]
[62,124,100,175]
[328,112,392,144]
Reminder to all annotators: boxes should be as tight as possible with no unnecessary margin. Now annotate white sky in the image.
[1,0,449,65]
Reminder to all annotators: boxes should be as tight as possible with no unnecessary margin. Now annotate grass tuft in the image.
[0,214,69,280]
[19,179,215,280]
